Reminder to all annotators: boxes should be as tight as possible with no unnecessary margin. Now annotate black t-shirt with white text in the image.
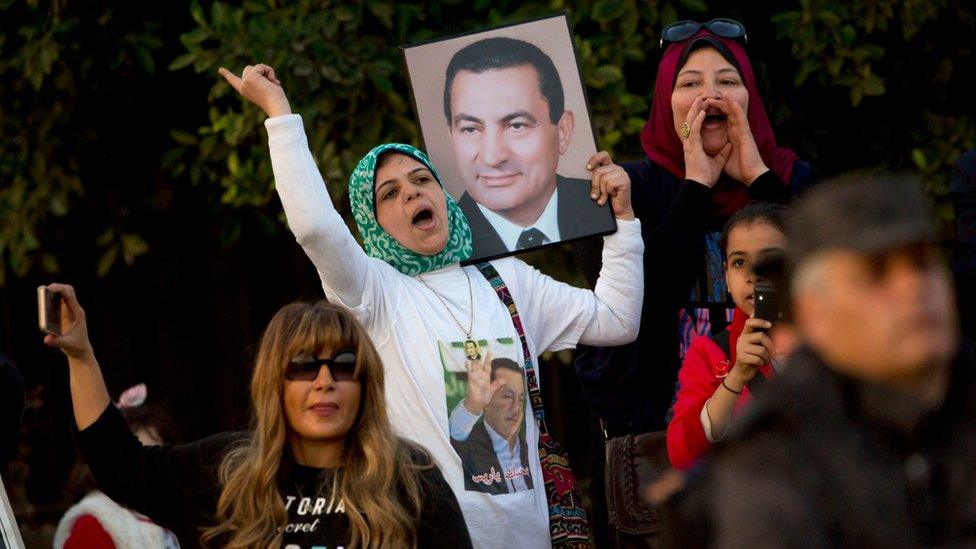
[280,464,350,548]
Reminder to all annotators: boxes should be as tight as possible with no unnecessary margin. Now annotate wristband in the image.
[721,378,742,395]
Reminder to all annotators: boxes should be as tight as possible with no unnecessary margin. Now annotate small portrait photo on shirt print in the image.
[438,338,534,495]
[401,13,617,264]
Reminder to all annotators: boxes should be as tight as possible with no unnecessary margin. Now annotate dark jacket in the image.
[78,406,472,548]
[666,344,976,548]
[451,417,533,495]
[573,159,818,434]
[460,173,616,262]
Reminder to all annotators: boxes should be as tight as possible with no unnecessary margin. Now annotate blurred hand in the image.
[682,96,733,188]
[587,151,635,220]
[218,63,292,118]
[41,284,94,362]
[462,350,503,415]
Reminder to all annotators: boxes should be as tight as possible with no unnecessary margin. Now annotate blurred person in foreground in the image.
[665,174,975,547]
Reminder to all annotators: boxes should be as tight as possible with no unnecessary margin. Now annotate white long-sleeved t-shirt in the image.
[266,114,644,548]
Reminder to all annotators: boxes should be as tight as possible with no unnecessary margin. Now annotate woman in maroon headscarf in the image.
[575,21,818,443]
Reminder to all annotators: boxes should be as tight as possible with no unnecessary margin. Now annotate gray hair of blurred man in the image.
[788,173,936,292]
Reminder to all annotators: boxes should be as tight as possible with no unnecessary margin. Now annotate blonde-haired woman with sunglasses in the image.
[42,283,472,549]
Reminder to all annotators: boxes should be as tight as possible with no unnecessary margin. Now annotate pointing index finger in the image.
[217,67,243,92]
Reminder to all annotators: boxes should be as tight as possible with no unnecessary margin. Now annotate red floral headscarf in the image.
[639,31,797,217]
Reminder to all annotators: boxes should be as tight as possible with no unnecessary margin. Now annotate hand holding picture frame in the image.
[401,13,616,264]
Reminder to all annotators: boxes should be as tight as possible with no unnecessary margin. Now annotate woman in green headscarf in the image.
[220,63,645,549]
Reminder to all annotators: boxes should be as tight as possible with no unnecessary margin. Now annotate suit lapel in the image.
[459,192,507,258]
[473,419,510,495]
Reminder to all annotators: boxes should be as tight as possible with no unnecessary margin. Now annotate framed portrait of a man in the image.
[401,13,616,263]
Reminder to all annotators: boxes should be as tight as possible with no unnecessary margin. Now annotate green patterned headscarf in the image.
[348,143,473,276]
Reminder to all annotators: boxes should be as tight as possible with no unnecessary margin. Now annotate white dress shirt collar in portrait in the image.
[476,187,561,251]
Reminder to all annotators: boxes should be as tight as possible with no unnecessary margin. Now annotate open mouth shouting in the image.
[702,108,728,130]
[411,205,436,230]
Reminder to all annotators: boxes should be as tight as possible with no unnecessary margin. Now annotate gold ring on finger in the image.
[679,123,691,140]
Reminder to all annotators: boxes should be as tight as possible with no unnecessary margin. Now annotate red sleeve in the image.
[666,336,726,470]
[64,513,116,549]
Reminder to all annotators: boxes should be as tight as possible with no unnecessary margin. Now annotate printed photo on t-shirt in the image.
[438,338,533,495]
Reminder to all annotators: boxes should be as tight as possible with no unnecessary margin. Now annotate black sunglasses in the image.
[285,349,358,382]
[659,18,747,48]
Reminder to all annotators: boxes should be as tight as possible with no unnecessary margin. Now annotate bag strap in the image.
[474,262,548,434]
[708,329,766,394]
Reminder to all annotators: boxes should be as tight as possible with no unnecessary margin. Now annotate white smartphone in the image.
[37,286,62,336]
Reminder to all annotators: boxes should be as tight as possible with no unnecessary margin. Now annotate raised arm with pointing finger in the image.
[219,64,372,307]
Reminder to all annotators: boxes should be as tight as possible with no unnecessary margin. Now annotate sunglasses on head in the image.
[659,18,747,48]
[285,349,358,382]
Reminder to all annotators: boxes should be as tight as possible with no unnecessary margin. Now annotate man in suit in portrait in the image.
[449,357,534,495]
[443,36,612,259]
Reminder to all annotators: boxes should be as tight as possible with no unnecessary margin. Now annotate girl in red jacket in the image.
[667,202,788,469]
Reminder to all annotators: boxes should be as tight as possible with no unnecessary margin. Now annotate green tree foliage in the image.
[765,0,974,221]
[2,0,974,285]
[771,0,943,106]
[159,0,683,235]
[1,0,159,285]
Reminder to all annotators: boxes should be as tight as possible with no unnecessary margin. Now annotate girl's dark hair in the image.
[122,403,181,444]
[719,201,789,260]
[68,401,181,501]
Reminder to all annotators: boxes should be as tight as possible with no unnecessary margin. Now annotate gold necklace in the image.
[418,268,475,347]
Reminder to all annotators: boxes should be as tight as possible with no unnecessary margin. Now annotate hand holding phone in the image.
[37,286,62,335]
[39,284,94,361]
[729,317,774,387]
